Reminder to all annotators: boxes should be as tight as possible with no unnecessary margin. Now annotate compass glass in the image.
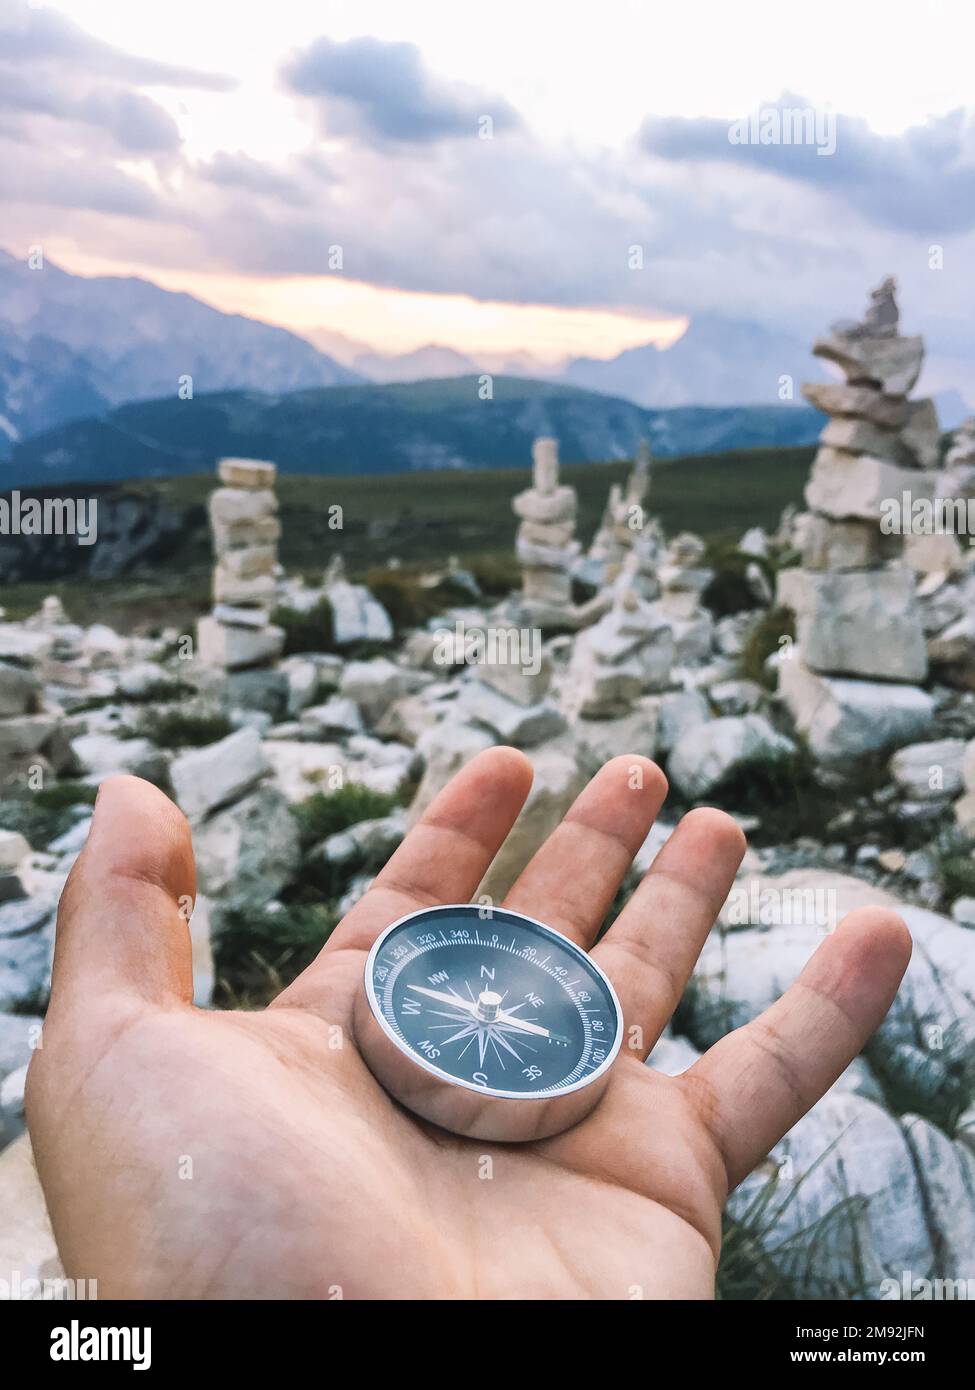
[365,905,622,1099]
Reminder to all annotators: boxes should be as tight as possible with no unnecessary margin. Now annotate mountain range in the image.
[0,249,360,453]
[8,375,822,487]
[0,251,968,484]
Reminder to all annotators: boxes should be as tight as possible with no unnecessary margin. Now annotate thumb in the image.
[49,774,197,1012]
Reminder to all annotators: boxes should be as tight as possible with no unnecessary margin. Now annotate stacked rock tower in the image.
[198,457,284,669]
[779,278,939,758]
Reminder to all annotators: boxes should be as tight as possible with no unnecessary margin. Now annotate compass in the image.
[354,903,623,1141]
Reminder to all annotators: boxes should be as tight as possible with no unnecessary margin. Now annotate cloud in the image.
[0,67,180,154]
[281,35,521,144]
[0,1,233,90]
[199,151,326,204]
[639,97,975,235]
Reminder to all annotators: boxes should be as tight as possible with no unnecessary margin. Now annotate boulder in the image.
[477,748,586,902]
[778,657,934,762]
[217,457,277,489]
[800,515,894,570]
[687,880,975,1121]
[340,659,416,726]
[0,898,55,1012]
[668,714,796,800]
[656,689,710,756]
[708,679,763,716]
[457,681,567,748]
[193,785,300,912]
[813,332,924,396]
[223,668,289,719]
[197,615,284,671]
[889,739,966,801]
[327,581,393,646]
[901,1116,975,1277]
[805,448,933,523]
[792,567,927,682]
[901,399,942,471]
[300,696,364,739]
[70,733,167,783]
[474,652,553,707]
[0,662,39,718]
[820,417,912,466]
[262,739,352,804]
[801,381,908,429]
[115,661,177,701]
[727,1093,934,1295]
[573,698,659,774]
[310,810,408,872]
[0,1011,42,1080]
[0,714,60,761]
[169,727,268,822]
[408,724,496,823]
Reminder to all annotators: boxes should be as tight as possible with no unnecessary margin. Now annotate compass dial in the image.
[363,904,622,1101]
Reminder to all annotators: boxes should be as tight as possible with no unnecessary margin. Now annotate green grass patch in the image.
[740,606,796,688]
[272,598,336,656]
[142,709,234,749]
[213,901,339,1008]
[291,783,403,850]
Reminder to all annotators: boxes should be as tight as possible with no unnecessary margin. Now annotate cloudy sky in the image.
[3,0,975,375]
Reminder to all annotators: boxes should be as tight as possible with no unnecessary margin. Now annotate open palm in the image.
[26,749,910,1299]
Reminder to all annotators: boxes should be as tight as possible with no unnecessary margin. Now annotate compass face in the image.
[364,904,622,1100]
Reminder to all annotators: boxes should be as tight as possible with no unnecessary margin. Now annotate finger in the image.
[49,774,197,1013]
[503,755,667,947]
[592,807,745,1053]
[309,746,534,959]
[682,907,912,1189]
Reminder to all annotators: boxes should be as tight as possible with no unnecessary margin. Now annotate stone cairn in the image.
[198,457,284,670]
[512,437,606,630]
[778,278,938,759]
[587,439,660,583]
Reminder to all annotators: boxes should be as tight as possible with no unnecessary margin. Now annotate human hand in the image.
[26,749,911,1299]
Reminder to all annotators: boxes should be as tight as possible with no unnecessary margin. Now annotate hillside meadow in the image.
[1,445,814,630]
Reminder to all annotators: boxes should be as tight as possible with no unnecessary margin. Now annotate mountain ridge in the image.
[8,374,822,487]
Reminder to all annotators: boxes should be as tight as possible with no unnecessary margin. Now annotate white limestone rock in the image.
[477,747,586,902]
[813,331,925,396]
[793,566,927,682]
[192,785,300,912]
[70,733,167,783]
[339,658,417,726]
[0,662,39,718]
[327,581,394,646]
[169,726,269,822]
[805,448,934,523]
[778,657,935,763]
[197,615,284,670]
[300,696,364,739]
[801,381,908,429]
[727,1093,934,1295]
[889,739,966,801]
[458,681,567,748]
[668,714,796,800]
[0,899,54,1012]
[217,457,277,489]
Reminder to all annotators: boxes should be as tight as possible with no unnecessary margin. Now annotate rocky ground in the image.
[1,511,974,1298]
